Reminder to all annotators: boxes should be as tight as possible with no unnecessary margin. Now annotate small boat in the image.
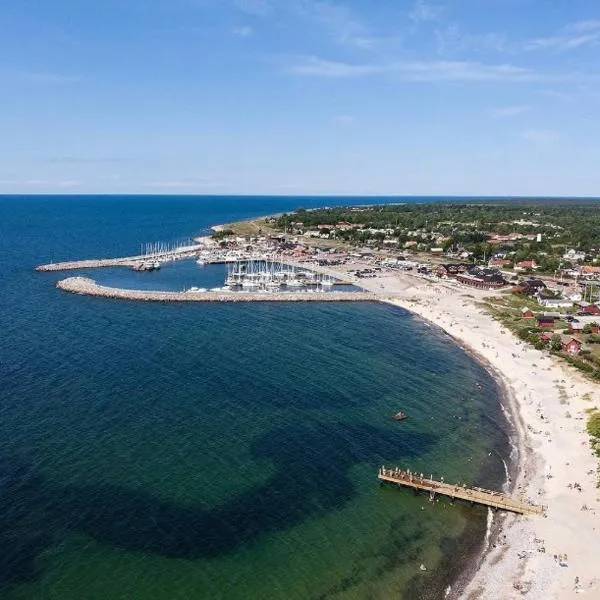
[392,411,408,421]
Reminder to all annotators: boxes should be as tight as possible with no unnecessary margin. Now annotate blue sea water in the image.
[0,196,511,599]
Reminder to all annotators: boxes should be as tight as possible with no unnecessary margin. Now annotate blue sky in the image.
[1,0,600,196]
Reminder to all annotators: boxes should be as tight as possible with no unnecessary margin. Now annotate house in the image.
[562,338,583,355]
[582,304,600,315]
[437,263,470,277]
[521,308,535,319]
[515,260,538,271]
[536,315,556,329]
[489,257,512,268]
[568,322,585,333]
[539,297,573,309]
[563,249,587,262]
[540,332,553,342]
[514,278,546,296]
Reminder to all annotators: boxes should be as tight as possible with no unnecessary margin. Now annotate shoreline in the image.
[362,272,600,599]
[382,298,526,599]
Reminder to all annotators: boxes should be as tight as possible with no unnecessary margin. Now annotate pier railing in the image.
[378,467,544,516]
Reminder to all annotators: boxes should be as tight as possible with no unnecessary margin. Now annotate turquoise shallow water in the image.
[0,196,511,599]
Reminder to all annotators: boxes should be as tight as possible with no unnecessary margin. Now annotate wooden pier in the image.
[378,467,544,516]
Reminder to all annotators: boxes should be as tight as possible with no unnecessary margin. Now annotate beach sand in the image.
[347,267,600,599]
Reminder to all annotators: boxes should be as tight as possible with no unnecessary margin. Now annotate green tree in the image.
[550,334,563,352]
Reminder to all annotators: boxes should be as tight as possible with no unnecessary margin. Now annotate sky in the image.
[1,0,600,196]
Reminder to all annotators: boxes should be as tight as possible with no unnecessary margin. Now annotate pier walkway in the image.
[56,277,375,303]
[378,467,544,516]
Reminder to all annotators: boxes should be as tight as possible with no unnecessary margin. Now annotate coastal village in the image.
[193,204,600,381]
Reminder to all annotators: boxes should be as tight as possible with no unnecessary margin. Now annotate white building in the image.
[538,297,573,309]
[563,248,587,262]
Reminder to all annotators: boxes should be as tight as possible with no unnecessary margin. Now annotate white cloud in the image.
[491,105,530,117]
[333,114,355,125]
[288,56,594,84]
[409,0,443,24]
[232,26,253,37]
[522,129,559,142]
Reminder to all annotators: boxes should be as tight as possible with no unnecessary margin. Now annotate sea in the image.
[0,195,511,600]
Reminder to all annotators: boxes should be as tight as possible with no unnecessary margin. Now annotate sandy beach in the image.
[346,266,600,599]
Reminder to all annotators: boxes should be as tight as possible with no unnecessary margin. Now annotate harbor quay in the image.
[56,277,375,303]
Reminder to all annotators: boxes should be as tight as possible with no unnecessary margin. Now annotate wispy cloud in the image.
[435,24,511,55]
[491,105,531,117]
[525,20,600,51]
[232,0,380,49]
[522,129,559,142]
[289,57,390,77]
[409,0,443,24]
[301,1,370,47]
[232,26,253,37]
[24,179,49,186]
[567,20,600,33]
[288,56,595,84]
[234,0,270,17]
[47,157,130,164]
[149,179,231,189]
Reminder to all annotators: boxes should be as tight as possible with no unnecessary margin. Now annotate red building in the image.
[562,338,583,355]
[536,316,555,329]
[521,308,535,319]
[582,304,600,315]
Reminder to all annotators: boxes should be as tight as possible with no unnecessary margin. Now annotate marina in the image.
[378,467,544,516]
[223,260,336,292]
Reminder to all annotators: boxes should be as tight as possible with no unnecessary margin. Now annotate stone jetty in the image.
[57,277,375,303]
[36,245,203,272]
